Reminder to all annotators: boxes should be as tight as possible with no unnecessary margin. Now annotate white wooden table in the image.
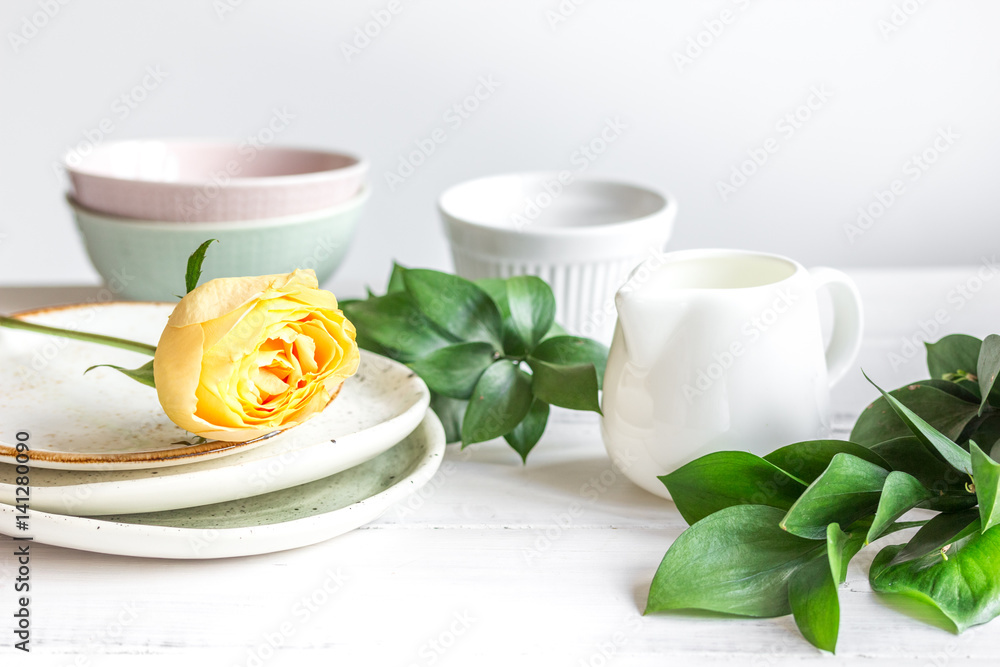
[2,266,999,666]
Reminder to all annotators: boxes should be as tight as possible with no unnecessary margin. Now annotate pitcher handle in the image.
[809,267,864,387]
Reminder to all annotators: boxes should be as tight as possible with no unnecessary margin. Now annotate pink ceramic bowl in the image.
[64,139,368,222]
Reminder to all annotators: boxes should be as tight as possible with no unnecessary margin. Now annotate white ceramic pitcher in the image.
[600,249,863,499]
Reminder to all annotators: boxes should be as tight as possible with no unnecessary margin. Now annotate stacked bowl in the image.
[64,139,369,300]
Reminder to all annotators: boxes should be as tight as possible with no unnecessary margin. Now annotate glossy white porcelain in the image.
[0,411,445,559]
[440,173,676,342]
[601,249,864,499]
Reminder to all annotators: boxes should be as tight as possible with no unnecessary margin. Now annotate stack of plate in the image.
[0,302,444,559]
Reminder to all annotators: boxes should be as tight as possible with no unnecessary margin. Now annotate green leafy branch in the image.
[340,263,608,461]
[646,333,1000,653]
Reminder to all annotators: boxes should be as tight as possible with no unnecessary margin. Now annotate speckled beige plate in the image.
[0,346,430,514]
[0,411,445,559]
[0,302,426,471]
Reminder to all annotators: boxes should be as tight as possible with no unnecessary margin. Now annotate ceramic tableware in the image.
[0,411,445,559]
[0,354,429,515]
[64,139,368,222]
[601,249,864,499]
[70,190,368,301]
[439,173,676,342]
[0,303,428,472]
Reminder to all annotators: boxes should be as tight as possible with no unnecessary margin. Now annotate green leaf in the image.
[526,336,607,414]
[505,276,556,353]
[891,508,981,565]
[474,278,568,357]
[866,471,933,543]
[504,399,549,463]
[172,435,209,446]
[869,437,976,512]
[971,414,1000,458]
[971,441,1000,533]
[473,278,528,356]
[474,278,509,312]
[341,293,456,363]
[780,453,889,539]
[827,523,866,584]
[404,269,504,349]
[348,326,394,359]
[528,358,601,413]
[870,435,961,484]
[386,262,407,293]
[977,335,1000,415]
[542,320,567,340]
[918,377,982,404]
[462,361,532,446]
[530,335,609,386]
[851,383,982,446]
[84,359,156,388]
[646,505,825,617]
[927,334,982,383]
[407,342,497,400]
[871,526,1000,633]
[862,372,973,475]
[430,393,466,444]
[764,440,888,484]
[788,554,840,653]
[184,239,217,294]
[659,452,807,525]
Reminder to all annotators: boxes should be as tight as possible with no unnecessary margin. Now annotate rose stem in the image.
[0,316,157,356]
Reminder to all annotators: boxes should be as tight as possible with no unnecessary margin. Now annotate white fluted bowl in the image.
[439,173,676,342]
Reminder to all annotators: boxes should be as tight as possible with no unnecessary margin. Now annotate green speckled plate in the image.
[0,411,445,559]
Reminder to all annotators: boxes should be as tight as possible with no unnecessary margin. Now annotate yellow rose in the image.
[153,269,359,442]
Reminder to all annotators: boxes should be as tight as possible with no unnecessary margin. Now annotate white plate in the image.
[0,411,445,559]
[0,349,429,515]
[0,302,418,470]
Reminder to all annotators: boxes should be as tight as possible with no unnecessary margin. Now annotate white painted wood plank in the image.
[2,528,996,665]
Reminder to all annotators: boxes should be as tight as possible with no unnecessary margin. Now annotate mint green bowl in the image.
[70,188,368,301]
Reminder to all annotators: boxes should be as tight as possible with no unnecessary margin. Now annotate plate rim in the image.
[1,301,353,468]
[0,410,446,559]
[0,381,430,515]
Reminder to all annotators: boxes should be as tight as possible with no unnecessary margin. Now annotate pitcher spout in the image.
[614,280,685,371]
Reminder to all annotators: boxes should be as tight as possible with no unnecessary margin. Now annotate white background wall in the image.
[1,0,997,291]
